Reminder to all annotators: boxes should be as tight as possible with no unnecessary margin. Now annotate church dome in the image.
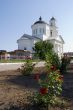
[34,16,47,25]
[50,17,56,21]
[49,17,56,26]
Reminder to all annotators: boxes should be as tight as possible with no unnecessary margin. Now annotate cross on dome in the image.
[39,16,42,21]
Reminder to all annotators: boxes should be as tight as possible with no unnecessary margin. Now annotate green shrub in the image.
[21,59,35,75]
[45,52,61,70]
[60,56,71,74]
[34,52,63,107]
[34,66,63,107]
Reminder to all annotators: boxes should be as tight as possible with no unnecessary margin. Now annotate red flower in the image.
[34,73,40,80]
[50,65,56,71]
[40,87,48,95]
[57,75,63,81]
[59,75,63,80]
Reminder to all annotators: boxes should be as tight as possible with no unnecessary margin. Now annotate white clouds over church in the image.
[17,17,64,58]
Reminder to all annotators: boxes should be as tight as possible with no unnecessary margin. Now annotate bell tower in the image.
[49,17,58,38]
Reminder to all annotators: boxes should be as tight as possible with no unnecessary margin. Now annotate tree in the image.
[33,40,53,60]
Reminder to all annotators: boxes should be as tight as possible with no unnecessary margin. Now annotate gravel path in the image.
[0,63,23,71]
[0,61,45,71]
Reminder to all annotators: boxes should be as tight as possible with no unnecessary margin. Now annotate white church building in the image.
[17,17,64,58]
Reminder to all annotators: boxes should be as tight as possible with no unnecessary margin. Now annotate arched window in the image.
[43,28,44,33]
[40,28,41,33]
[36,29,37,34]
[50,30,52,37]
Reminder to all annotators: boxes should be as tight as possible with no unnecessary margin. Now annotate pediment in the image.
[56,35,64,43]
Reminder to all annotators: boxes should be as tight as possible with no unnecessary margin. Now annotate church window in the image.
[50,22,53,26]
[24,47,27,50]
[40,28,42,33]
[36,29,37,34]
[50,30,52,36]
[33,30,35,34]
[32,46,34,51]
[43,28,44,33]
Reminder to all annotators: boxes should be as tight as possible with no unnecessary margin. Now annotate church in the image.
[17,17,64,58]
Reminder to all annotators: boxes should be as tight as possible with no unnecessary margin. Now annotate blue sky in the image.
[0,0,73,52]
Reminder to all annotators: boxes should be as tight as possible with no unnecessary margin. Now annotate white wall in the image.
[54,41,63,58]
[31,23,49,40]
[48,39,63,58]
[17,39,34,52]
[49,26,58,38]
[46,25,50,37]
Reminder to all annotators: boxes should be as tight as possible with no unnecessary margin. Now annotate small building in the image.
[8,50,32,59]
[0,50,10,60]
[0,50,32,60]
[64,52,73,58]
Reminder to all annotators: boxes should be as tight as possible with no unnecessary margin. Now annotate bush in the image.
[33,51,63,109]
[60,56,71,74]
[45,52,61,70]
[34,67,63,107]
[21,59,35,75]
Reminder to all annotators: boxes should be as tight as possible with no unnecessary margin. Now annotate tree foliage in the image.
[60,56,71,74]
[33,40,53,59]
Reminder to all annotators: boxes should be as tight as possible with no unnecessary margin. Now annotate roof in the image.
[17,34,41,41]
[59,35,65,44]
[14,49,30,52]
[8,50,31,54]
[48,35,64,44]
[33,16,48,25]
[64,52,73,57]
[0,50,7,52]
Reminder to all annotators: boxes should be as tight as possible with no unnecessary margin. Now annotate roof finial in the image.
[39,16,42,21]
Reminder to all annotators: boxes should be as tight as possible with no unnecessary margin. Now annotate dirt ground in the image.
[0,69,73,110]
[0,70,39,109]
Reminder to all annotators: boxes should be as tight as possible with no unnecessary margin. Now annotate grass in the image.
[0,59,26,63]
[0,59,42,63]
